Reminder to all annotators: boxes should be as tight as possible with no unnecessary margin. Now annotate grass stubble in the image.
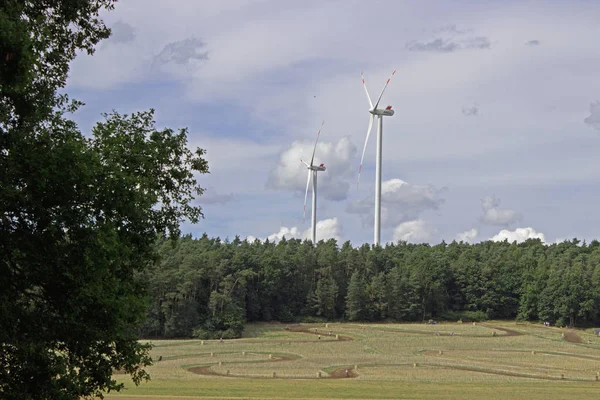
[106,321,600,399]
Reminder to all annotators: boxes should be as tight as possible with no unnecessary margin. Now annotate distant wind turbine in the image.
[301,121,326,244]
[357,70,396,246]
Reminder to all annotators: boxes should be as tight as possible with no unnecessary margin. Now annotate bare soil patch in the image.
[563,330,583,343]
[328,366,358,379]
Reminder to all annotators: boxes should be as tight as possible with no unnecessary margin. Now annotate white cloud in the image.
[584,101,600,131]
[347,179,445,228]
[245,217,342,243]
[456,228,478,243]
[267,137,357,201]
[490,227,546,243]
[266,226,303,242]
[392,220,437,244]
[480,196,521,226]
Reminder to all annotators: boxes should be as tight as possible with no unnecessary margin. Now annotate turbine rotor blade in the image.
[357,113,375,189]
[361,71,374,109]
[309,120,325,167]
[373,70,396,110]
[300,158,309,168]
[303,170,312,219]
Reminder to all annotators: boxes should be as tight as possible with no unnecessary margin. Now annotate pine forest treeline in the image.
[139,235,600,339]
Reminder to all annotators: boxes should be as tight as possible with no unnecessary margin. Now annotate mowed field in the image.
[106,322,600,399]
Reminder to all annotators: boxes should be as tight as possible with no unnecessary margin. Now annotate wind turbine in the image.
[357,70,396,246]
[301,121,326,244]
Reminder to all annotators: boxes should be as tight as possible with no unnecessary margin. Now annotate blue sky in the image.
[66,0,600,245]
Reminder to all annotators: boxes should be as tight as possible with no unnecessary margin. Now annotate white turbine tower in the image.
[357,70,396,246]
[301,121,326,244]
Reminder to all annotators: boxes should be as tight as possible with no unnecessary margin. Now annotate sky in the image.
[65,0,600,246]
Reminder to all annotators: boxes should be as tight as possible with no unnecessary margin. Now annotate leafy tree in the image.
[1,2,209,397]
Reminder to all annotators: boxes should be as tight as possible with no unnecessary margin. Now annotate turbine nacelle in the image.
[369,106,395,116]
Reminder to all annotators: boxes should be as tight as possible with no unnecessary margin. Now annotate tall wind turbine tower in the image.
[301,121,326,244]
[357,70,396,246]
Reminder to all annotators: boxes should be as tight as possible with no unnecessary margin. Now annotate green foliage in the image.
[144,237,600,338]
[0,2,209,398]
[345,271,365,321]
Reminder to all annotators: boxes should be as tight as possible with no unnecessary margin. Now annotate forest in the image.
[140,235,600,339]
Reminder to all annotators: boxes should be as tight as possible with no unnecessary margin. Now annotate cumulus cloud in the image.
[525,39,541,46]
[490,227,546,243]
[153,37,209,67]
[347,179,445,228]
[584,101,600,131]
[199,187,236,205]
[462,104,479,116]
[267,137,357,201]
[245,218,342,243]
[480,196,521,226]
[108,21,136,44]
[392,220,437,243]
[456,228,478,243]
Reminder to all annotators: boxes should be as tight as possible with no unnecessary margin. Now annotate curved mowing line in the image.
[421,348,600,362]
[160,351,298,362]
[285,324,354,341]
[184,352,302,369]
[186,353,359,380]
[185,352,360,380]
[342,323,520,338]
[345,362,596,382]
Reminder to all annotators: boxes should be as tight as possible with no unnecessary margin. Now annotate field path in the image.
[479,324,523,337]
[286,324,354,341]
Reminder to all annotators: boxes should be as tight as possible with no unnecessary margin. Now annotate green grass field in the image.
[106,321,600,399]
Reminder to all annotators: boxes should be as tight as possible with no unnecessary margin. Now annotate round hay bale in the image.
[269,354,272,359]
[210,352,214,357]
[218,361,222,366]
[201,340,204,345]
[413,363,417,368]
[336,334,339,339]
[561,374,564,380]
[242,351,246,355]
[226,370,230,375]
[532,351,536,355]
[272,372,276,378]
[317,371,322,378]
[439,350,443,355]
